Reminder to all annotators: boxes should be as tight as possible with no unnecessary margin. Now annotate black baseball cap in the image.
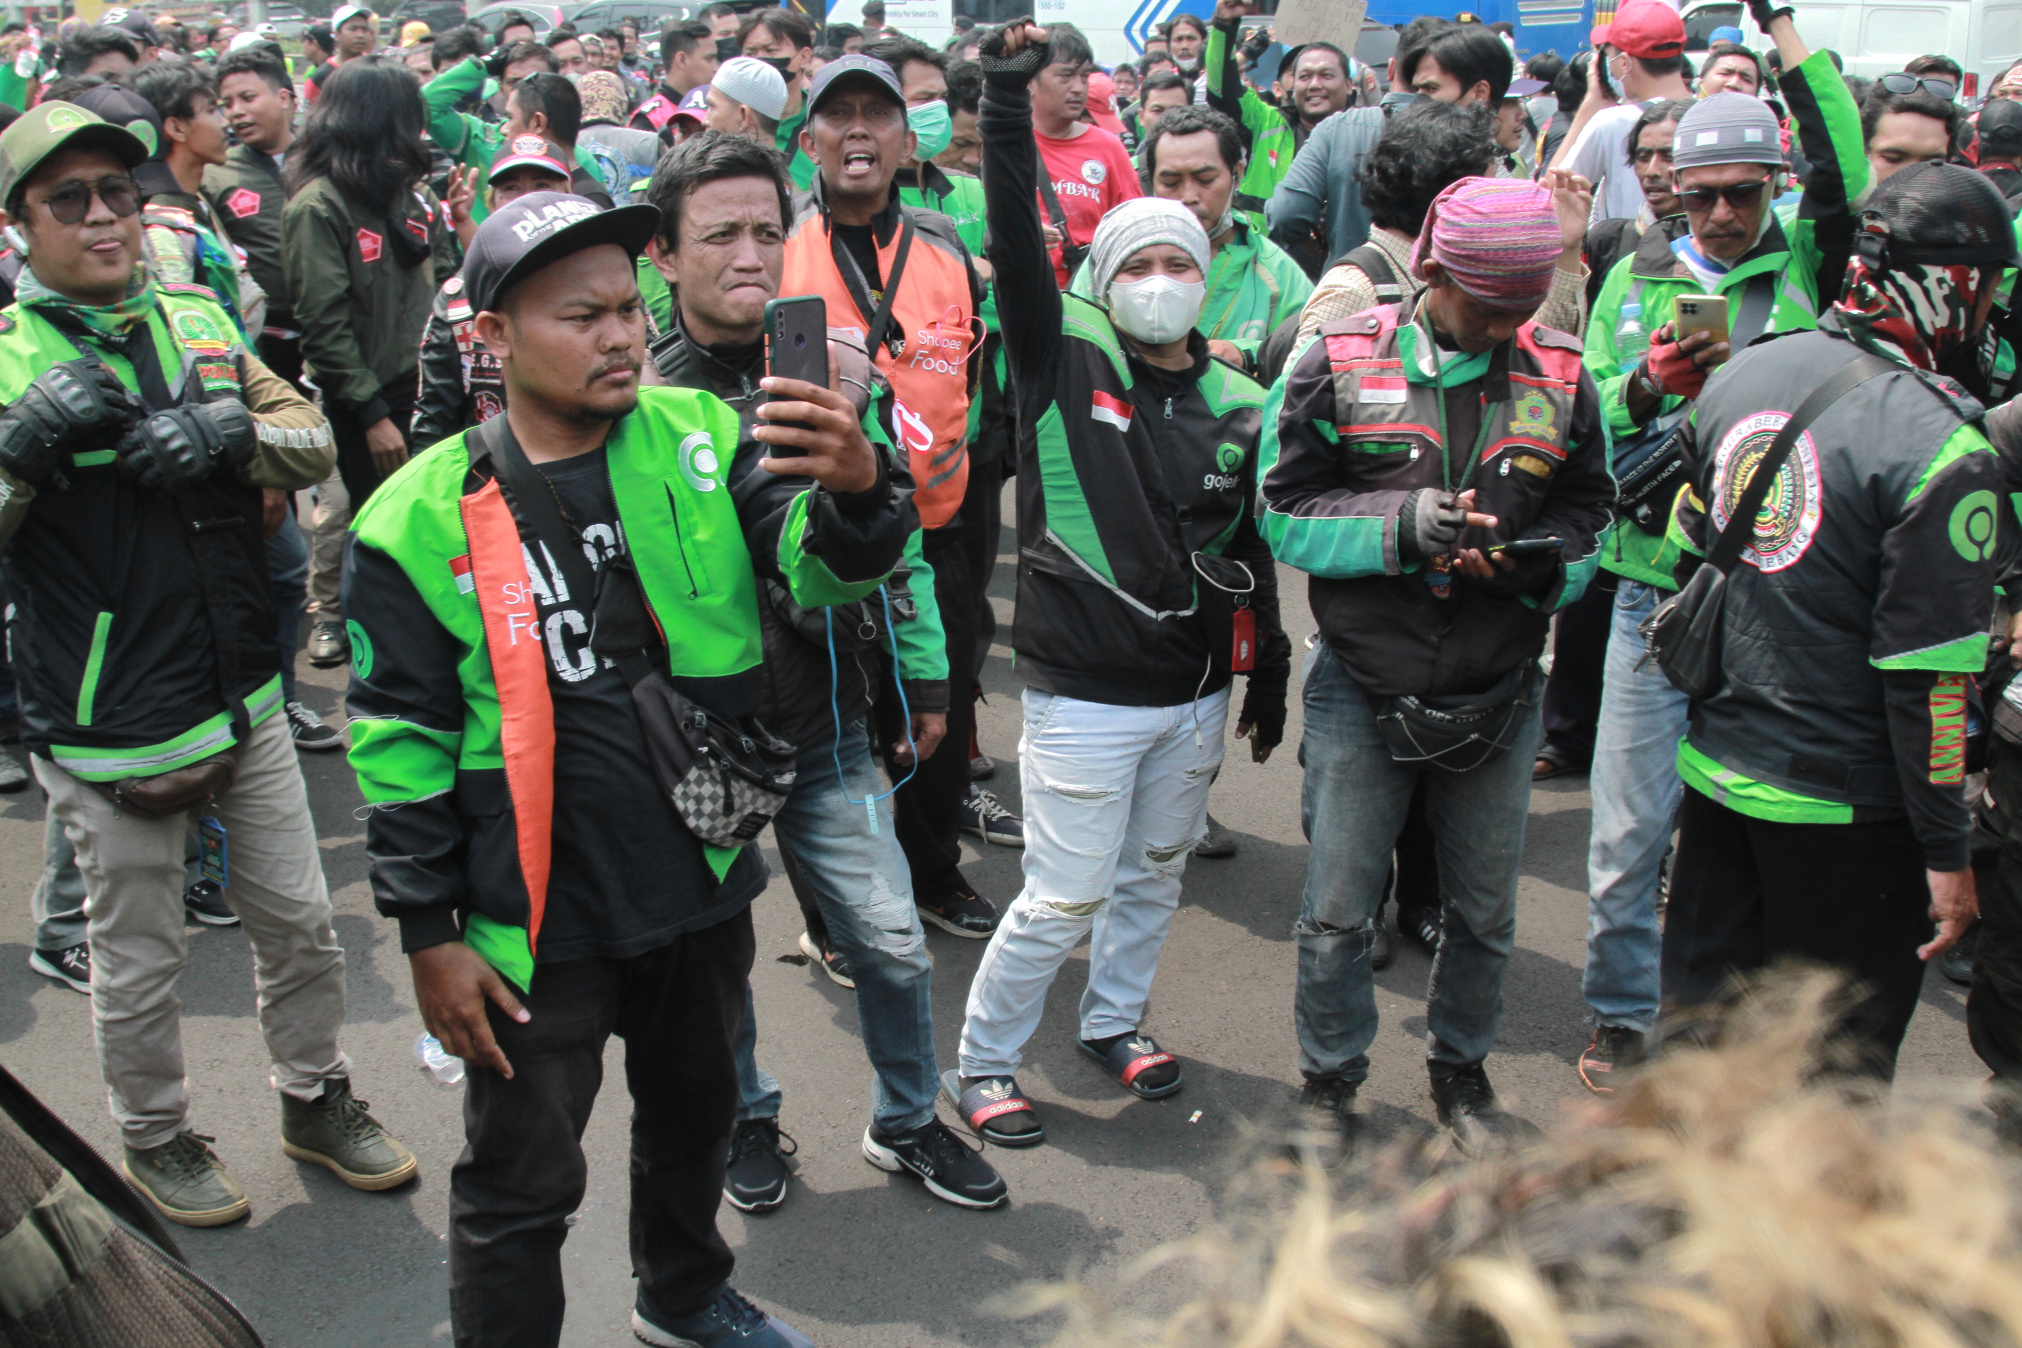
[1982,98,2022,157]
[68,84,166,161]
[460,191,660,314]
[806,53,903,115]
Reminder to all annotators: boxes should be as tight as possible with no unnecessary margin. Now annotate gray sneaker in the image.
[123,1131,250,1227]
[281,1078,419,1191]
[0,751,26,793]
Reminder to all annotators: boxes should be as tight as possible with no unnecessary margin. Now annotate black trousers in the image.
[1972,736,2022,1088]
[1539,568,1617,768]
[1663,789,1932,1078]
[330,375,418,510]
[871,466,986,900]
[449,908,754,1348]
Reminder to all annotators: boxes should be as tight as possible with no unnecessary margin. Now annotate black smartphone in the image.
[764,295,827,435]
[1490,537,1565,556]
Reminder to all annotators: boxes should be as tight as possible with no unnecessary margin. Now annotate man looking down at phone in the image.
[1262,175,1613,1161]
[782,54,1005,947]
[937,19,1287,1149]
[1660,161,2009,1078]
[640,130,1006,1214]
[1575,0,1865,1097]
[343,191,905,1347]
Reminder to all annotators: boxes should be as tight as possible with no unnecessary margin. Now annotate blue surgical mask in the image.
[907,100,952,159]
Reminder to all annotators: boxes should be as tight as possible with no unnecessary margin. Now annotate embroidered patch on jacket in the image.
[1091,389,1133,431]
[170,307,229,356]
[1509,390,1557,438]
[196,361,241,394]
[449,554,476,594]
[1930,675,1968,784]
[356,228,383,263]
[1358,374,1406,404]
[226,188,261,219]
[1510,453,1553,478]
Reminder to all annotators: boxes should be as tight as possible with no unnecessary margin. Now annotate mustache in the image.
[588,354,641,384]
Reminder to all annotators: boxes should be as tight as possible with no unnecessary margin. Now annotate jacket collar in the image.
[227,141,286,179]
[1633,210,1790,282]
[809,173,903,246]
[897,160,955,201]
[649,306,764,405]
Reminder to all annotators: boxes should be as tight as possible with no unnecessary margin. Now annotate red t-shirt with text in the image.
[1034,124,1142,288]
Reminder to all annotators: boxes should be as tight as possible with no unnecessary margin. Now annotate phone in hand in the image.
[1672,293,1729,347]
[763,295,827,434]
[1489,537,1564,556]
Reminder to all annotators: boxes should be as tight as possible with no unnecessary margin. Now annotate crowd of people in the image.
[1,0,2021,1343]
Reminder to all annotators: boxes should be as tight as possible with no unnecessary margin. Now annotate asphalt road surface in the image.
[0,497,1986,1347]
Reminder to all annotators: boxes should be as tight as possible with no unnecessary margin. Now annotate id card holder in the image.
[197,817,229,888]
[1231,604,1256,673]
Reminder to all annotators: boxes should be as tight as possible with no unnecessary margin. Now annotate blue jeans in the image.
[734,722,938,1134]
[1582,580,1690,1034]
[1293,645,1543,1083]
[268,512,309,705]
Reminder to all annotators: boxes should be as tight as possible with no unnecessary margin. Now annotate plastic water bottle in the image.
[414,1031,465,1086]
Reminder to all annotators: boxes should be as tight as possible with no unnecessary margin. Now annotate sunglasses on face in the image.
[1878,71,1958,99]
[1674,176,1772,212]
[29,176,140,225]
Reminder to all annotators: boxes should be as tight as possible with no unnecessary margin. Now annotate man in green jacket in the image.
[1205,0,1354,231]
[345,191,906,1347]
[1574,2,1865,1095]
[1073,103,1312,375]
[423,49,615,223]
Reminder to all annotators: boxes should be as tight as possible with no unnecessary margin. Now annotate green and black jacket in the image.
[1206,17,1302,231]
[343,387,910,989]
[981,62,1289,731]
[0,282,332,779]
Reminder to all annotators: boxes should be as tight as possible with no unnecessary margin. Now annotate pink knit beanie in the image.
[1409,177,1563,312]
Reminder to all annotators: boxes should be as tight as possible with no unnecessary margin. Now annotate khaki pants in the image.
[306,467,349,617]
[35,709,350,1150]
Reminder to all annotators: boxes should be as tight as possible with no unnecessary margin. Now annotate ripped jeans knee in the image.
[838,869,927,961]
[1294,915,1378,947]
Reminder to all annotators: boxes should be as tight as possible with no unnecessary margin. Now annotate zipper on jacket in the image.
[662,484,701,598]
[1164,397,1174,421]
[75,611,113,727]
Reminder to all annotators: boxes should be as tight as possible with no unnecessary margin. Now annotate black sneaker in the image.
[1370,901,1396,971]
[184,880,239,927]
[1294,1077,1361,1170]
[959,787,1023,847]
[0,751,27,793]
[1396,900,1441,956]
[29,943,90,994]
[1430,1063,1515,1159]
[286,700,345,752]
[917,882,999,939]
[797,930,854,989]
[723,1118,794,1213]
[306,619,349,668]
[632,1286,812,1347]
[1577,1025,1647,1096]
[861,1118,1008,1209]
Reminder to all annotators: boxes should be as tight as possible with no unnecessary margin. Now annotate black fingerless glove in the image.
[1397,488,1470,561]
[977,18,1047,83]
[482,46,512,80]
[1239,663,1289,750]
[0,360,135,487]
[116,399,258,494]
[1746,0,1794,31]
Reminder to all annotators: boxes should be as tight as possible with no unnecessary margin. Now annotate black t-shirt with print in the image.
[524,447,764,963]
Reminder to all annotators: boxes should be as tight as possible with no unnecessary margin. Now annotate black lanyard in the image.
[829,212,914,360]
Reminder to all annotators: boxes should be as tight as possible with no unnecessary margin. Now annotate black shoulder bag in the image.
[1035,149,1090,276]
[470,416,798,850]
[1640,351,1897,700]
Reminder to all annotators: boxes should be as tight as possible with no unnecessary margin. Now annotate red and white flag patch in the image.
[449,554,475,595]
[226,187,260,219]
[1091,389,1133,432]
[1358,374,1407,405]
[356,228,383,263]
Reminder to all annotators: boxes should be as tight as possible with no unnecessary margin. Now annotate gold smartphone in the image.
[1672,293,1728,345]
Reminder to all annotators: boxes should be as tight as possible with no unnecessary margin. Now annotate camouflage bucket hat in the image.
[0,102,149,210]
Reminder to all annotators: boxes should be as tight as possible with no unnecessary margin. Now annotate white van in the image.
[1679,0,2022,88]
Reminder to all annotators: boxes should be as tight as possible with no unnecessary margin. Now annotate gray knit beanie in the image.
[1085,198,1212,297]
[1671,91,1784,169]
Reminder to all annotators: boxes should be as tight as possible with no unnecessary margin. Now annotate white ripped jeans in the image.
[956,686,1228,1078]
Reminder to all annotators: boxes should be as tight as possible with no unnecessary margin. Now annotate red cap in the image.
[1590,2,1686,59]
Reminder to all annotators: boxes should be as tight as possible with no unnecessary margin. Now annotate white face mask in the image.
[1106,273,1206,344]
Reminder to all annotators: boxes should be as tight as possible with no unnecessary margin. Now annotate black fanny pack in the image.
[1610,408,1692,536]
[1374,663,1536,772]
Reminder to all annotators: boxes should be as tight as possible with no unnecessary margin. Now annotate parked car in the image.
[566,0,692,36]
[381,0,471,39]
[1680,0,2022,87]
[466,0,568,37]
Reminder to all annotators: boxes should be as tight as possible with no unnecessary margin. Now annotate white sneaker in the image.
[286,701,345,752]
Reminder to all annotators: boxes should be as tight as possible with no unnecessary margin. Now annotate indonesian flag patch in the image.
[226,187,260,219]
[1091,389,1133,432]
[449,554,475,595]
[356,227,382,263]
[1358,374,1407,405]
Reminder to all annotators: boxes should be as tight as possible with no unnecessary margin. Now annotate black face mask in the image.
[1937,317,2002,401]
[715,36,740,63]
[755,54,794,76]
